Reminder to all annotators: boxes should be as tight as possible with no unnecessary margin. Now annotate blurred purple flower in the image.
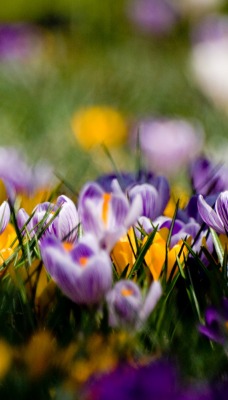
[0,23,43,62]
[134,118,203,176]
[17,195,79,242]
[189,157,228,196]
[106,279,162,329]
[78,180,142,252]
[0,147,54,201]
[199,299,228,344]
[40,233,112,305]
[197,191,228,234]
[126,0,179,36]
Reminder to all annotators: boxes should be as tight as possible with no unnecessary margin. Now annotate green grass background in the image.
[1,0,228,189]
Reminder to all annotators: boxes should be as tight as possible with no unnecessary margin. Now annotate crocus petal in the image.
[139,280,162,324]
[0,201,10,233]
[197,194,225,234]
[124,194,143,228]
[128,184,159,220]
[109,194,129,227]
[17,208,33,236]
[215,191,228,232]
[54,195,79,243]
[153,176,170,215]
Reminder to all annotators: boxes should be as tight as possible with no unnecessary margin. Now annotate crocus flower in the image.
[128,180,169,220]
[78,180,142,252]
[71,106,127,150]
[199,299,228,344]
[189,157,228,196]
[0,23,44,62]
[17,195,79,243]
[85,359,185,400]
[126,0,179,36]
[40,233,113,305]
[106,279,162,329]
[197,191,228,234]
[0,147,55,210]
[134,118,203,176]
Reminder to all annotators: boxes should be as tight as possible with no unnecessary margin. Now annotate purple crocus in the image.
[133,118,203,176]
[106,279,162,329]
[40,233,113,305]
[78,180,142,252]
[0,147,55,202]
[189,157,228,196]
[126,0,179,36]
[199,299,228,344]
[0,201,10,233]
[84,358,209,400]
[197,191,228,234]
[128,180,169,220]
[0,23,44,62]
[17,195,79,243]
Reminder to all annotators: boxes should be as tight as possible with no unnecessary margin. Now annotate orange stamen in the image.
[63,242,74,252]
[121,288,133,297]
[79,257,88,267]
[102,193,111,225]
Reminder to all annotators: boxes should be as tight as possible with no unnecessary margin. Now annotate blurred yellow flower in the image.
[71,106,127,149]
[0,341,12,380]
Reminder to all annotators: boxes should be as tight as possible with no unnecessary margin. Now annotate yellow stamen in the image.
[102,193,111,225]
[121,288,133,297]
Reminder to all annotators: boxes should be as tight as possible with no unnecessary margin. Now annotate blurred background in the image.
[1,0,228,188]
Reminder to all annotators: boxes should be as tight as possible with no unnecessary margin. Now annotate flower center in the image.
[121,288,133,297]
[63,242,74,252]
[79,257,88,267]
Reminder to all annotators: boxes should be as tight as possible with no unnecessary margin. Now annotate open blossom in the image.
[78,180,142,252]
[106,279,162,329]
[197,191,228,234]
[17,195,79,243]
[40,234,112,305]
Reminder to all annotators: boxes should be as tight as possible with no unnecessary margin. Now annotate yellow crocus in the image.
[111,227,137,277]
[144,228,188,280]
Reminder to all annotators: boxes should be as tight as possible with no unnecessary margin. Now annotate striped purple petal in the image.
[128,184,159,219]
[215,191,228,232]
[197,194,225,234]
[53,195,79,243]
